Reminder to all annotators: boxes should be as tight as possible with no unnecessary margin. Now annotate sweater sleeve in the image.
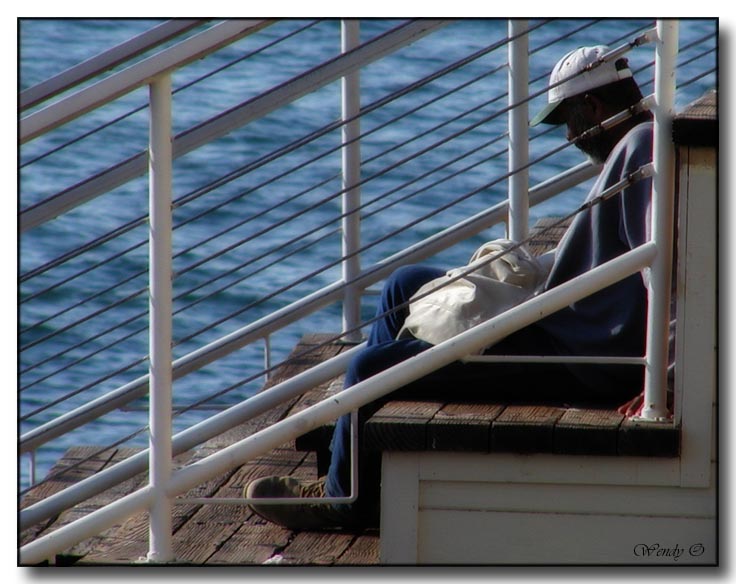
[618,123,654,251]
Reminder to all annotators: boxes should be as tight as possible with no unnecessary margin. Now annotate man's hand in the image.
[617,390,673,418]
[617,392,644,417]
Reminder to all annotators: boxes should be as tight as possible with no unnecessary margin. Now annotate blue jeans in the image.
[323,265,633,524]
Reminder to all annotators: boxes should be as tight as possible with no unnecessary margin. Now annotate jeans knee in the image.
[346,348,383,385]
[384,264,420,288]
[383,264,443,298]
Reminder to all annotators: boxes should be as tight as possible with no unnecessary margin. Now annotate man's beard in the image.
[567,110,613,165]
[575,134,610,165]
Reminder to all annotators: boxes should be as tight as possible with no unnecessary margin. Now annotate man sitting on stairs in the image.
[244,45,659,530]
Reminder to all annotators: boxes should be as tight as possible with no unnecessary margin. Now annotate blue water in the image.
[18,19,717,489]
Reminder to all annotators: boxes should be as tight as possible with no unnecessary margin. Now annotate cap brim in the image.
[529,100,565,127]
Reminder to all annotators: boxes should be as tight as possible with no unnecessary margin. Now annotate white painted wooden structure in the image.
[379,113,717,565]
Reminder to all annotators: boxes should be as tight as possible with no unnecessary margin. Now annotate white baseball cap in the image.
[530,45,633,126]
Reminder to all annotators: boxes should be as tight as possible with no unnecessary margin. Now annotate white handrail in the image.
[640,20,679,420]
[20,20,272,143]
[20,163,597,532]
[19,19,206,111]
[20,241,657,565]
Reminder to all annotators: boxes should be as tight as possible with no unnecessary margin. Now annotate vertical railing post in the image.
[641,20,678,420]
[341,19,363,342]
[147,73,174,561]
[508,19,529,242]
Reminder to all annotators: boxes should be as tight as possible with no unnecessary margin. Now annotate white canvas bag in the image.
[397,239,551,348]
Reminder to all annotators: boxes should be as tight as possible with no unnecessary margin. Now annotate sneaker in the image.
[244,476,356,531]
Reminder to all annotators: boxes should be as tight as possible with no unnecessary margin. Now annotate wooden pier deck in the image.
[20,335,379,566]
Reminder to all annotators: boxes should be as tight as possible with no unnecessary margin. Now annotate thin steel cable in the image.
[21,89,436,351]
[20,323,146,392]
[678,67,717,90]
[20,35,510,324]
[170,66,507,272]
[159,130,512,348]
[24,15,529,263]
[20,20,323,169]
[165,26,527,237]
[173,130,514,330]
[20,262,148,337]
[40,66,528,362]
[17,70,636,388]
[19,22,325,290]
[24,106,662,494]
[175,124,577,350]
[172,57,527,282]
[21,352,148,421]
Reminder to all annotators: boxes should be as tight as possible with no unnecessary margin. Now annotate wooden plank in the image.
[20,447,152,558]
[618,418,680,457]
[199,447,320,565]
[277,530,357,565]
[673,89,717,147]
[20,446,117,546]
[335,531,380,565]
[79,336,337,565]
[172,517,245,564]
[527,217,571,256]
[554,408,624,455]
[427,402,505,452]
[20,446,115,510]
[205,522,293,565]
[491,405,565,453]
[364,400,444,452]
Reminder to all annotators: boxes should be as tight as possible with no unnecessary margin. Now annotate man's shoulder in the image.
[607,121,653,166]
[622,121,654,146]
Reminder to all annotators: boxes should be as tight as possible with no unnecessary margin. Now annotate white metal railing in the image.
[20,239,658,564]
[146,74,175,562]
[19,19,449,232]
[19,20,206,111]
[18,18,701,564]
[341,19,363,342]
[642,20,678,420]
[19,156,598,537]
[507,20,529,241]
[19,158,597,456]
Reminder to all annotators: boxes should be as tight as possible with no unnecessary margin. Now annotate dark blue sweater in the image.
[538,121,654,392]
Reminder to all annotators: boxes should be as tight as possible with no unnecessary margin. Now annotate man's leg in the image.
[324,337,434,525]
[245,265,442,529]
